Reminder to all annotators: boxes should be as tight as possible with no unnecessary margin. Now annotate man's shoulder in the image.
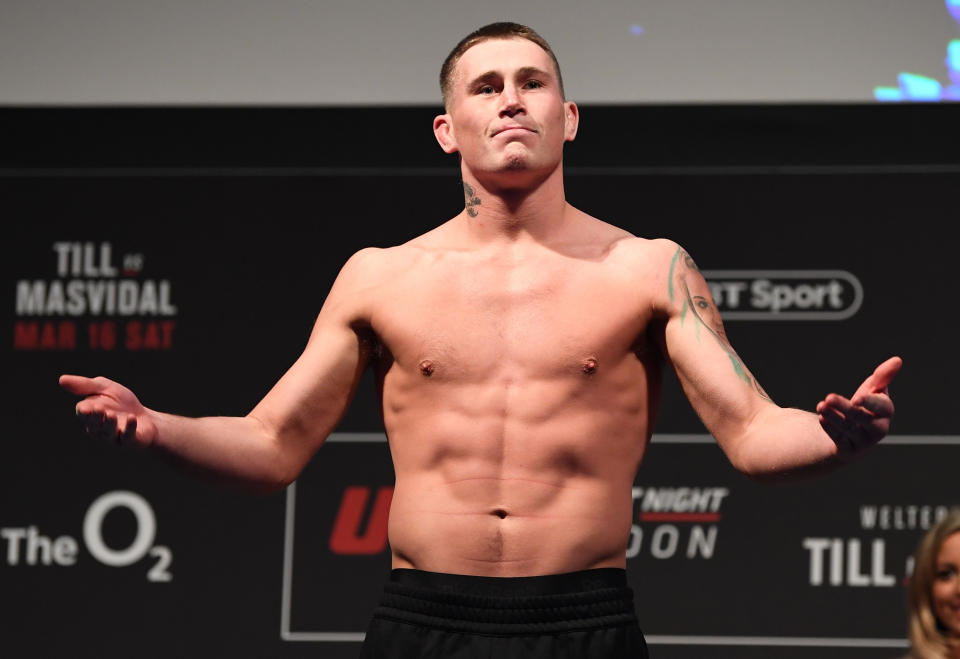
[337,246,386,282]
[339,242,426,277]
[595,235,694,314]
[603,232,683,270]
[335,234,447,291]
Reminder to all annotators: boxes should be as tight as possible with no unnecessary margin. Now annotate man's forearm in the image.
[148,411,297,493]
[730,406,845,482]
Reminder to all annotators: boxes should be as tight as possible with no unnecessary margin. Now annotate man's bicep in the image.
[659,244,772,444]
[252,315,369,442]
[249,250,380,464]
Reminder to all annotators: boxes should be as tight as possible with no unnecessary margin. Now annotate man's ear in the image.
[563,101,580,142]
[433,113,459,154]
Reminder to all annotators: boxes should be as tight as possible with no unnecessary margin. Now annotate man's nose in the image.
[499,84,524,116]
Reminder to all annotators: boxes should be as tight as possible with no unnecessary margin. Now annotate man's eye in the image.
[478,85,495,95]
[524,80,543,89]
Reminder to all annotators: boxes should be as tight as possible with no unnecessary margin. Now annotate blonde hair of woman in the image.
[908,508,960,659]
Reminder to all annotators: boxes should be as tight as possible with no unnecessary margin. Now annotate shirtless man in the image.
[59,22,901,659]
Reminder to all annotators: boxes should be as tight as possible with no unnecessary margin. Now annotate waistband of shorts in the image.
[372,568,637,635]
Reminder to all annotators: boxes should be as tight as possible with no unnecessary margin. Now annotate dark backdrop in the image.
[2,104,958,658]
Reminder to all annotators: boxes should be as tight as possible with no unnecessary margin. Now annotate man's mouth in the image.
[492,126,534,137]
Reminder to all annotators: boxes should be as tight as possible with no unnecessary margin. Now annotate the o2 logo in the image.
[83,490,172,581]
[1,490,172,582]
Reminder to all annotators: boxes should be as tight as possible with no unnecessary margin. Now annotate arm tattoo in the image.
[754,378,773,402]
[463,182,482,217]
[667,248,680,302]
[669,247,773,403]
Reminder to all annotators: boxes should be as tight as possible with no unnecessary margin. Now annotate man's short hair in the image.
[439,22,565,109]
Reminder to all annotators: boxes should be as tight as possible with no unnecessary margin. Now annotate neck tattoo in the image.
[463,182,482,217]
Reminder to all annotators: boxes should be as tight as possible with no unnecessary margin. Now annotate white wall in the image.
[0,0,954,105]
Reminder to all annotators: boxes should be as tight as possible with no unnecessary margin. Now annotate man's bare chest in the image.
[368,259,654,380]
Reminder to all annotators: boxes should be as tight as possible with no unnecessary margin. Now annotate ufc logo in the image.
[329,486,393,555]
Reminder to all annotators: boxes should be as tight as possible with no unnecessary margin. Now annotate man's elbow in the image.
[728,442,840,484]
[244,413,310,494]
[249,469,297,495]
[728,449,773,482]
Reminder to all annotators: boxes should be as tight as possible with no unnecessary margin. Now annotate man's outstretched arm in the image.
[653,240,901,480]
[59,248,382,493]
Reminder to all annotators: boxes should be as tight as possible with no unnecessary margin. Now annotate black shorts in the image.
[359,568,649,658]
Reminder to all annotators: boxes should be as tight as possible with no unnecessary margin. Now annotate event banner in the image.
[2,106,957,658]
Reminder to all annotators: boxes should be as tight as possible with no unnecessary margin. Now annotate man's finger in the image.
[60,374,107,396]
[819,406,847,429]
[120,416,138,444]
[852,393,894,418]
[76,399,106,417]
[822,392,885,423]
[821,393,852,409]
[857,356,903,395]
[83,412,104,436]
[819,412,877,453]
[822,395,889,432]
[824,397,877,427]
[99,414,119,442]
[865,416,891,442]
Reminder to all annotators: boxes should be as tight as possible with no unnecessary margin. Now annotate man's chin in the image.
[494,143,535,171]
[498,148,537,171]
[504,155,529,171]
[471,154,555,187]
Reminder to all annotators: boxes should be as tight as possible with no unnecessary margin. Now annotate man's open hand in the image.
[59,375,157,447]
[816,356,902,458]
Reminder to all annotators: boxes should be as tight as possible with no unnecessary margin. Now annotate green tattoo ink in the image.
[667,247,682,302]
[683,284,750,382]
[675,259,764,396]
[463,182,482,217]
[728,354,751,385]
